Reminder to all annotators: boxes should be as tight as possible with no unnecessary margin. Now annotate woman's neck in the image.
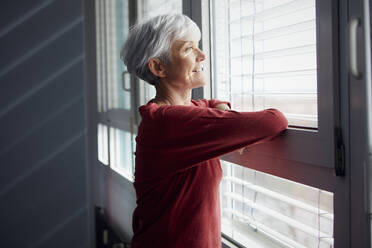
[153,83,192,106]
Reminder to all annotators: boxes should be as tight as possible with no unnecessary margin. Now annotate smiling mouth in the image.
[193,66,204,72]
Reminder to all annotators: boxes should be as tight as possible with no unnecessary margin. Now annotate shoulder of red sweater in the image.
[191,99,209,107]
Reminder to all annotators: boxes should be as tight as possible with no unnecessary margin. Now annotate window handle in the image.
[349,18,363,79]
[122,71,131,91]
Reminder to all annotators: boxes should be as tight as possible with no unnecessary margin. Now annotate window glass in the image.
[211,0,318,128]
[140,0,182,17]
[97,123,109,165]
[95,0,135,179]
[109,127,135,181]
[96,0,131,111]
[220,161,334,248]
[137,0,183,105]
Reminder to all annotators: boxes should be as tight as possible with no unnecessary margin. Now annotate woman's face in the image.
[164,28,206,89]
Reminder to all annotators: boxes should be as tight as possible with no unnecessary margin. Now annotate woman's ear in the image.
[148,58,167,78]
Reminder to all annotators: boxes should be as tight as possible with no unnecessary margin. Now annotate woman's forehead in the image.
[170,25,201,52]
[178,25,201,43]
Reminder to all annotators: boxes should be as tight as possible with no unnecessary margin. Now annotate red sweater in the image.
[131,99,288,248]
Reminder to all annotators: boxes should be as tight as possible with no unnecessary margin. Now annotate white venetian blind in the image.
[211,0,318,128]
[220,161,334,248]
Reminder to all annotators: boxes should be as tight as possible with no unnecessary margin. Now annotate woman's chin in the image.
[192,81,206,89]
[191,76,207,88]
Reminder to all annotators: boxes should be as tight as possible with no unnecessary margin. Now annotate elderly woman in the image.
[121,14,288,248]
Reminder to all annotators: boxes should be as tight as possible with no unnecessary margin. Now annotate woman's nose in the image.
[196,48,206,62]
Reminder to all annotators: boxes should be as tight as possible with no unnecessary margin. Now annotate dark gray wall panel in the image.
[0,0,82,70]
[0,22,84,113]
[105,169,136,242]
[0,60,84,153]
[0,97,85,190]
[0,0,52,32]
[0,138,87,247]
[0,0,90,247]
[35,207,89,248]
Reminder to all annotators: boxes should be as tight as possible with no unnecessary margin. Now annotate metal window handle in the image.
[122,71,131,91]
[349,18,363,79]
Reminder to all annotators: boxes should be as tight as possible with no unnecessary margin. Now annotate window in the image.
[97,123,109,165]
[109,127,134,179]
[96,0,131,113]
[211,0,318,128]
[95,0,135,180]
[208,0,337,168]
[206,0,342,247]
[138,0,182,17]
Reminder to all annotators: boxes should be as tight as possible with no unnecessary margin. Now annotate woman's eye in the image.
[185,47,193,51]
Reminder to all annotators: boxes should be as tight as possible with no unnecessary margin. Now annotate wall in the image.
[0,0,90,247]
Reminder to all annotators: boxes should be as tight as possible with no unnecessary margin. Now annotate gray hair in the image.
[120,14,200,85]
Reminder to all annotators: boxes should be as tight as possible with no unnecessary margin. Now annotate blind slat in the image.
[230,19,316,42]
[230,44,316,60]
[231,69,316,78]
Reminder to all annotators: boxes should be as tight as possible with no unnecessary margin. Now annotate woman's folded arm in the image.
[139,105,288,176]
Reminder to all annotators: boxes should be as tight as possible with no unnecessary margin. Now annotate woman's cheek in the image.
[183,49,193,57]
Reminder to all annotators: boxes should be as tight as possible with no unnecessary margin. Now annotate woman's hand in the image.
[238,147,246,155]
[214,103,230,111]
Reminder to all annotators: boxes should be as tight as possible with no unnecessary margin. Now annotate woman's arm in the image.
[136,105,288,178]
[212,102,250,153]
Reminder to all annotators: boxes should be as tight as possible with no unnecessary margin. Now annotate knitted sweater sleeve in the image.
[135,104,288,179]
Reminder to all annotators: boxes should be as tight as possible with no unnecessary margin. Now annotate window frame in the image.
[348,0,372,247]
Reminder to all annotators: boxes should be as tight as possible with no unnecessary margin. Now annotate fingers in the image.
[238,147,246,155]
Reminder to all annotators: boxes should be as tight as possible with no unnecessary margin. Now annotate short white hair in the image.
[120,14,200,85]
